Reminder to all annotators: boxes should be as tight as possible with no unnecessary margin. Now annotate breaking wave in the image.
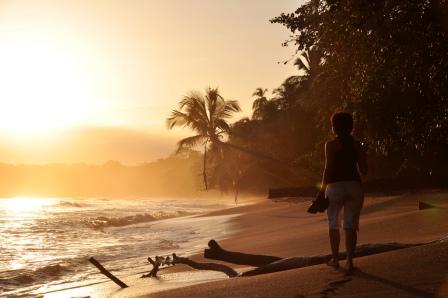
[85,210,192,229]
[0,197,230,297]
[57,201,86,208]
[0,264,71,287]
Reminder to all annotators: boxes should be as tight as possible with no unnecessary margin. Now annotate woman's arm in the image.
[319,141,334,192]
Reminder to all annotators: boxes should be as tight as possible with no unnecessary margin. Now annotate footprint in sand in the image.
[318,277,353,298]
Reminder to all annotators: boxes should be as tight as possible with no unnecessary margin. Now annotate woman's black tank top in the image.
[327,135,361,183]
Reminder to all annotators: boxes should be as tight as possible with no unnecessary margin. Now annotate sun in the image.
[0,40,92,136]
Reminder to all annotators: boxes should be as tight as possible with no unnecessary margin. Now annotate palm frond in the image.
[252,87,268,98]
[179,91,203,108]
[294,57,310,75]
[167,109,188,129]
[224,100,241,112]
[168,87,240,151]
[180,93,208,121]
[215,100,241,119]
[252,97,268,111]
[308,47,322,72]
[215,118,231,133]
[205,87,224,121]
[176,135,207,154]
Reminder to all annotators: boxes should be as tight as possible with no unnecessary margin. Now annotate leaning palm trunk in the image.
[203,141,208,190]
[217,140,317,182]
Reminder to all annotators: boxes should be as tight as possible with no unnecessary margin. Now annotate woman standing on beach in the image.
[318,112,368,274]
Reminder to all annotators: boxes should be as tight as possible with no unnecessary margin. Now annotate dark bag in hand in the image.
[307,191,329,214]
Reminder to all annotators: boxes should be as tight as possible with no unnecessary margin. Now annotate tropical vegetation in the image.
[167,87,241,190]
[169,0,448,194]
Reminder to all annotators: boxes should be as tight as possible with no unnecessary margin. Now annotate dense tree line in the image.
[272,0,448,174]
[170,0,448,196]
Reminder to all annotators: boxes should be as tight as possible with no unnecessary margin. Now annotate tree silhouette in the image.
[167,88,241,190]
[251,88,269,120]
[293,48,321,80]
[270,0,448,181]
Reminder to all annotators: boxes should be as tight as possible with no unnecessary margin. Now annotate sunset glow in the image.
[3,197,54,214]
[0,41,92,136]
[0,1,447,297]
[0,0,297,163]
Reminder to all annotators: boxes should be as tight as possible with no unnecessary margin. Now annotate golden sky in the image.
[0,0,300,164]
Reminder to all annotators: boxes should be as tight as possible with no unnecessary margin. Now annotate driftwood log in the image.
[204,239,282,266]
[204,240,429,277]
[89,257,128,288]
[141,257,162,278]
[143,237,446,280]
[142,255,175,278]
[144,253,238,278]
[173,253,238,277]
[241,242,425,276]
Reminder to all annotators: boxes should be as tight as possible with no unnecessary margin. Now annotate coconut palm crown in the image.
[167,87,241,189]
[251,88,269,120]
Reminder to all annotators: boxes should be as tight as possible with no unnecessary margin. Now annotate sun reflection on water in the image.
[2,197,55,214]
[0,197,56,271]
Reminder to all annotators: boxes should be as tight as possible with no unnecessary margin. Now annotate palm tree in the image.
[251,88,279,120]
[293,47,321,79]
[251,88,268,120]
[275,47,322,111]
[167,87,241,190]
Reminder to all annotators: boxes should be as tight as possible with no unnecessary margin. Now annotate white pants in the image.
[325,181,364,230]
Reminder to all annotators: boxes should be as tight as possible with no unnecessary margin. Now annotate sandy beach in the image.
[43,191,448,298]
[2,1,447,297]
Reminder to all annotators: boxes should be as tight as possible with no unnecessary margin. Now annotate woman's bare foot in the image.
[345,263,356,275]
[327,258,340,269]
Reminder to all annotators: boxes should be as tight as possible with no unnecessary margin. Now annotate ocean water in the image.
[0,197,236,297]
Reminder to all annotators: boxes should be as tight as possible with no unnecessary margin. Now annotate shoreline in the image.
[37,197,259,298]
[40,190,448,297]
[148,190,448,297]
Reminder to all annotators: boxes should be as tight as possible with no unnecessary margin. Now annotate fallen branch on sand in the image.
[205,239,282,266]
[89,257,128,288]
[97,236,447,288]
[172,253,238,277]
[143,239,436,279]
[204,239,443,277]
[241,242,426,276]
[142,253,238,278]
[141,256,174,278]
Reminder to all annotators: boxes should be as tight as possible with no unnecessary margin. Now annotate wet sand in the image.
[147,191,448,298]
[43,191,448,297]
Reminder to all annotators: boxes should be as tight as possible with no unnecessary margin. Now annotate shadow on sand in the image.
[353,269,433,298]
[317,268,432,298]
